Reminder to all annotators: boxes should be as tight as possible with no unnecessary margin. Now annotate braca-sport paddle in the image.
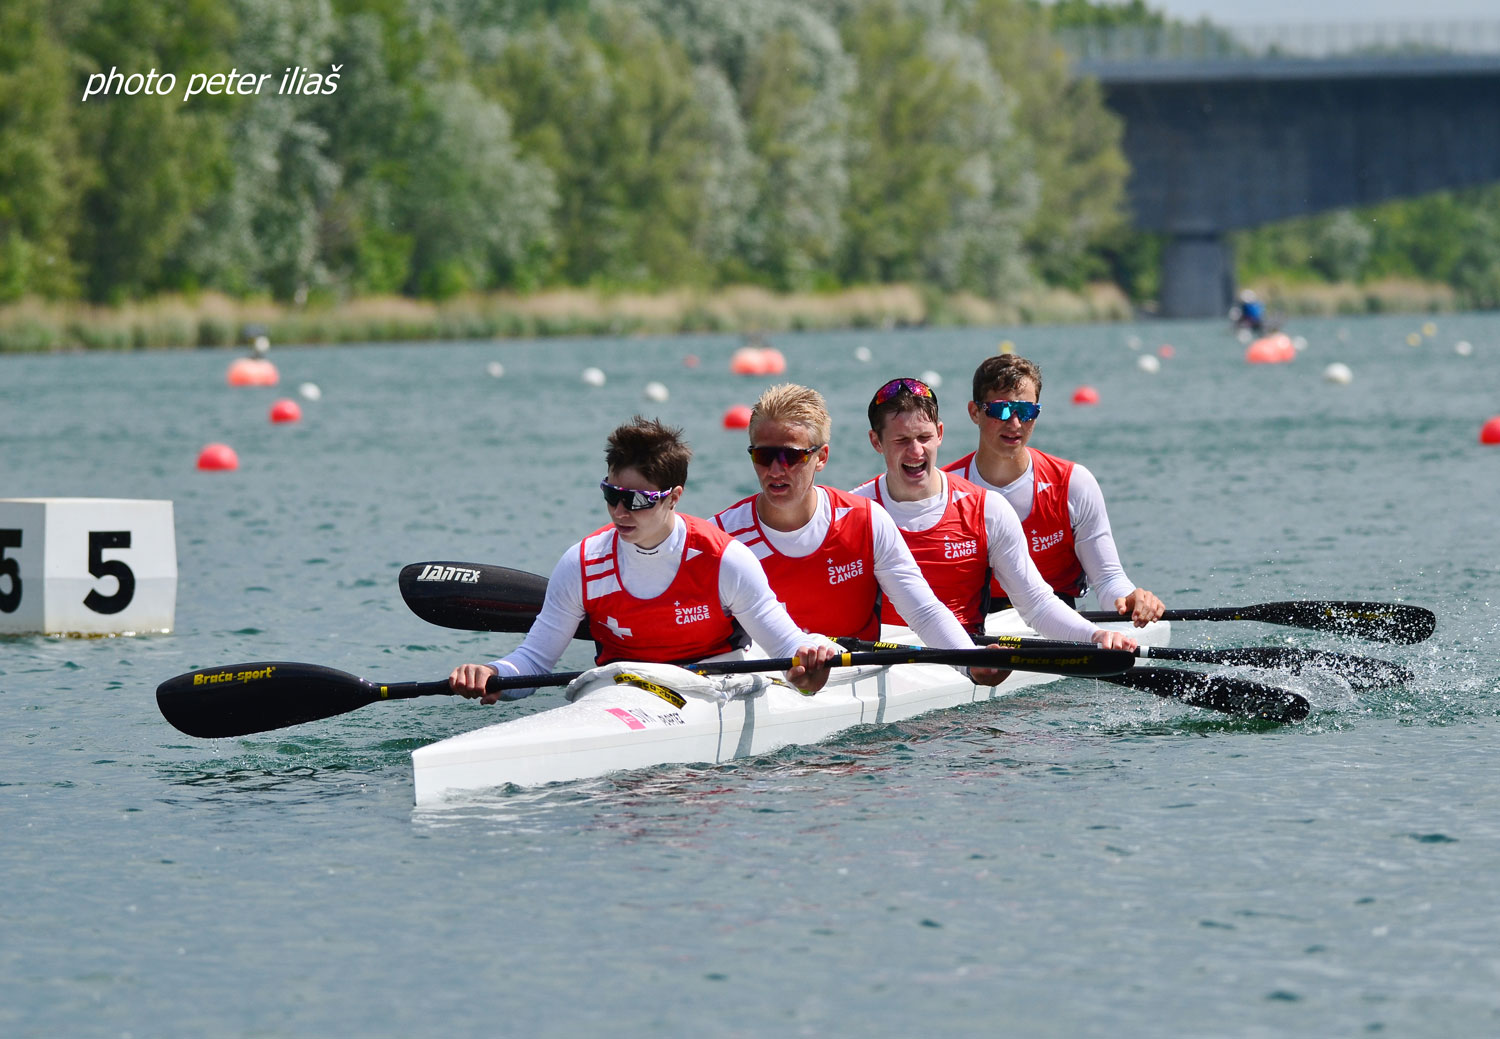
[157,645,1135,739]
[399,562,1410,688]
[835,639,1310,724]
[1079,600,1435,645]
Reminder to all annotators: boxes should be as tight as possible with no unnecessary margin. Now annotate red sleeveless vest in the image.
[871,474,989,631]
[943,448,1085,599]
[714,487,881,639]
[580,514,742,664]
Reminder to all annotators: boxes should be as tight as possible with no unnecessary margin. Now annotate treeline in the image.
[5,0,1496,316]
[0,0,1132,307]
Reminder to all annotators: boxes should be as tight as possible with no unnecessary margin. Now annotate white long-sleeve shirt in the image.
[489,515,826,697]
[748,488,974,651]
[850,473,1099,644]
[961,458,1138,611]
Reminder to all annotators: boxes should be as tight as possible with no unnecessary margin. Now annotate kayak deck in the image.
[410,613,1170,804]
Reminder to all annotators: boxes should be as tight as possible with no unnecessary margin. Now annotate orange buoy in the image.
[729,347,767,375]
[683,354,700,368]
[269,399,302,424]
[196,443,239,471]
[722,404,753,429]
[1157,344,1175,359]
[1480,416,1500,445]
[760,348,787,374]
[1246,333,1295,364]
[1071,386,1100,406]
[227,357,261,386]
[228,357,280,386]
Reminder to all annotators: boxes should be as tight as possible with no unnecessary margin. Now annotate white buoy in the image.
[297,382,322,401]
[853,346,872,363]
[1136,354,1161,374]
[581,367,606,387]
[1455,340,1473,357]
[643,381,669,403]
[918,370,943,389]
[1125,335,1143,351]
[1323,362,1353,385]
[1292,336,1308,352]
[1235,328,1252,344]
[486,362,505,378]
[252,335,270,355]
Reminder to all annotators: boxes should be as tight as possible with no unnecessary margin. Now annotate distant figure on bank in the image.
[1231,290,1266,334]
[944,356,1165,627]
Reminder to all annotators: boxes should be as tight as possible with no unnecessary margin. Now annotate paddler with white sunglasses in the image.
[713,383,1009,686]
[447,417,839,702]
[851,376,1137,651]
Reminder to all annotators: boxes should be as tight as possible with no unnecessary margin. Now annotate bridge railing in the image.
[1059,21,1500,62]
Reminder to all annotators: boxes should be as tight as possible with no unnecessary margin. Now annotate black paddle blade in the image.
[1157,646,1413,690]
[1250,601,1435,645]
[399,561,586,635]
[1098,668,1309,724]
[157,661,384,738]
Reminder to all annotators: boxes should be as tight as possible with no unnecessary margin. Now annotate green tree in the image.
[69,0,239,301]
[965,0,1129,288]
[485,2,746,287]
[838,0,1033,295]
[0,0,84,300]
[171,0,341,299]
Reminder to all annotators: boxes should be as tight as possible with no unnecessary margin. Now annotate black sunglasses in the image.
[746,444,820,468]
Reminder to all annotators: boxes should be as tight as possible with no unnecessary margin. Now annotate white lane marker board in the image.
[0,498,177,635]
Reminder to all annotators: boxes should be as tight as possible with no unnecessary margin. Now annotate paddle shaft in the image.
[157,644,1134,739]
[1078,600,1434,644]
[401,562,1433,644]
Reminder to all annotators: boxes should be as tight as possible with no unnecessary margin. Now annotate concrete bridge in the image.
[1064,22,1500,317]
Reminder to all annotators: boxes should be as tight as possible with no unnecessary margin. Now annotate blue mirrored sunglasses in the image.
[978,399,1042,422]
[599,479,674,511]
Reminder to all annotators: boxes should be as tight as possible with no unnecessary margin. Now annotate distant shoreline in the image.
[0,278,1462,353]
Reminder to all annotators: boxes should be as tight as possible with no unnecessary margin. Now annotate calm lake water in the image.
[2,315,1498,1037]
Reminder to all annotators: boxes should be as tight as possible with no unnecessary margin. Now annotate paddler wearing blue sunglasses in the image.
[944,355,1165,627]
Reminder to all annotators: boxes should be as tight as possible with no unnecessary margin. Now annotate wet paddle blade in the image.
[1098,667,1309,723]
[156,662,440,739]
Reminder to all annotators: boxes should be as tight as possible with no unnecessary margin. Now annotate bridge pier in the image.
[1160,233,1234,319]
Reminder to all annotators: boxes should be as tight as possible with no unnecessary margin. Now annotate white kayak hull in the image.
[411,613,1170,804]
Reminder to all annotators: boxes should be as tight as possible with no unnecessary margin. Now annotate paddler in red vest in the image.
[713,383,1006,685]
[448,417,838,703]
[944,355,1165,626]
[851,376,1137,651]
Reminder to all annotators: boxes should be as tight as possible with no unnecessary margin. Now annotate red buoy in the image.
[1157,344,1175,359]
[683,354,700,368]
[722,404,753,429]
[196,443,239,471]
[1480,416,1500,445]
[269,399,302,424]
[760,348,787,374]
[1071,385,1100,405]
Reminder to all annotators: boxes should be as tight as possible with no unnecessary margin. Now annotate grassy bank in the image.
[0,284,1134,353]
[0,278,1463,353]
